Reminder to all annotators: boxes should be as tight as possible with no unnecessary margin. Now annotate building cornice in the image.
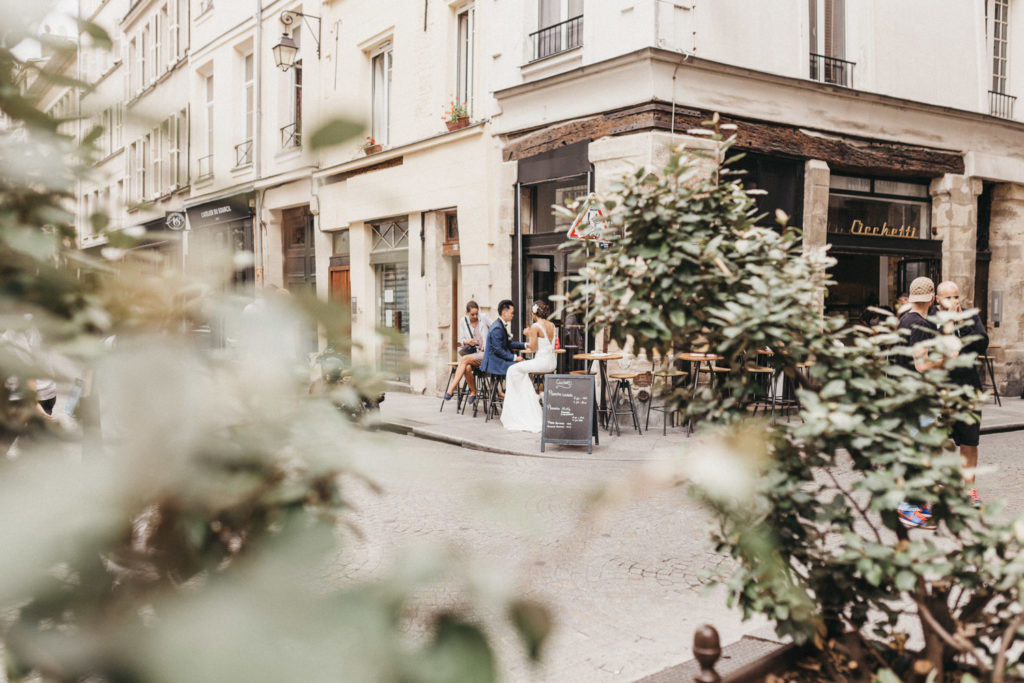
[314,121,486,183]
[495,46,1024,134]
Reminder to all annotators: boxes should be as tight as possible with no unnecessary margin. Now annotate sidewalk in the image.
[379,392,1024,459]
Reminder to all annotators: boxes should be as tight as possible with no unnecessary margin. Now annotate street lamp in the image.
[271,10,321,71]
[272,33,298,71]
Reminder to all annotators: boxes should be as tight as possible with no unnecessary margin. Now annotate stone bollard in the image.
[693,624,722,683]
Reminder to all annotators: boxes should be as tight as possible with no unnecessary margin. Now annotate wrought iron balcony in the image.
[809,52,855,88]
[529,15,583,62]
[989,90,1016,119]
[196,154,213,182]
[280,122,301,149]
[234,139,253,167]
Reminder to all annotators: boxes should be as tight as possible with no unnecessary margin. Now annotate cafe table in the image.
[572,352,623,431]
[676,352,725,391]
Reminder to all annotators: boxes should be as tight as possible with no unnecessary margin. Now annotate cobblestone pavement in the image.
[328,428,1024,682]
[330,432,770,682]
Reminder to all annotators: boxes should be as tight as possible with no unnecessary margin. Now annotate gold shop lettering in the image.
[849,219,918,238]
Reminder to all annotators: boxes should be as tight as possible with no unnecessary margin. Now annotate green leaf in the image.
[874,669,901,683]
[894,570,917,591]
[309,118,364,149]
[508,599,553,662]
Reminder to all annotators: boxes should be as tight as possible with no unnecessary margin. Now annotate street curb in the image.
[379,420,528,457]
[981,421,1024,435]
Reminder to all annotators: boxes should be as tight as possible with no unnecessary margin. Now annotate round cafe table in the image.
[573,353,623,431]
[676,352,724,391]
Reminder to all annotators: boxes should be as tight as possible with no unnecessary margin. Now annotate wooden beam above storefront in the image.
[501,102,965,179]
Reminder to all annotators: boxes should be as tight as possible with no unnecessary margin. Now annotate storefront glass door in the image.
[371,219,410,382]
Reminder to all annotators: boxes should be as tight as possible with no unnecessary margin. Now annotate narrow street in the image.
[330,430,1024,682]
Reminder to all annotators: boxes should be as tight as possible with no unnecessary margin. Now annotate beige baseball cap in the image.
[908,276,935,303]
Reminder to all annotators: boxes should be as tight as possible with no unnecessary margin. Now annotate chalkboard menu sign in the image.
[541,374,598,453]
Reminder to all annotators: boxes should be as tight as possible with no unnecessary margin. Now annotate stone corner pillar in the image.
[801,160,830,314]
[801,160,830,253]
[988,182,1024,397]
[930,174,983,305]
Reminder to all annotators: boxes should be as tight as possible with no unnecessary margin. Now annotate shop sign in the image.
[846,219,919,239]
[185,193,253,230]
[566,193,614,249]
[165,211,186,231]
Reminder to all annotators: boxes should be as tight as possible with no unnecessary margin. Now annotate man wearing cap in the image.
[937,280,988,508]
[895,276,942,528]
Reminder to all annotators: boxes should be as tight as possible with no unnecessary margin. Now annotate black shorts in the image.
[952,416,981,448]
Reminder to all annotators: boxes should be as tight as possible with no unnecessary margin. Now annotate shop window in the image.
[371,219,410,382]
[521,178,587,234]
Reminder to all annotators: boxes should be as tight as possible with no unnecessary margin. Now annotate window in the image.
[153,125,164,196]
[176,0,188,58]
[159,5,169,69]
[292,58,302,144]
[371,45,392,145]
[808,0,851,86]
[238,51,254,162]
[456,6,474,114]
[533,0,583,60]
[243,52,254,141]
[128,38,138,94]
[169,1,180,65]
[114,103,123,148]
[991,0,1009,93]
[152,13,162,80]
[141,25,148,85]
[204,72,214,155]
[169,109,184,187]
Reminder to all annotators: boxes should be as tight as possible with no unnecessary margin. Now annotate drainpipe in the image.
[252,0,264,286]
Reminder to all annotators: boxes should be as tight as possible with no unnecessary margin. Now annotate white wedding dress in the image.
[502,322,557,433]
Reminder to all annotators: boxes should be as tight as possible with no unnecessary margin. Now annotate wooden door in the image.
[329,266,351,344]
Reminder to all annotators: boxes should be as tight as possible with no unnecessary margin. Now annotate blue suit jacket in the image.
[480,319,526,376]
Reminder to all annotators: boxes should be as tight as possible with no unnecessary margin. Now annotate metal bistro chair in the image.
[482,372,506,422]
[608,371,643,436]
[646,367,687,435]
[440,361,471,413]
[979,350,1002,406]
[460,365,487,416]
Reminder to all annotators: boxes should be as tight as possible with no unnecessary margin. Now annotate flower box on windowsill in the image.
[363,144,383,155]
[445,116,470,132]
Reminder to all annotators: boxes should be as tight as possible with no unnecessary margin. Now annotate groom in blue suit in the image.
[481,299,526,376]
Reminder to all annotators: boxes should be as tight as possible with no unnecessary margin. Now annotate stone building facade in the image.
[71,0,1024,396]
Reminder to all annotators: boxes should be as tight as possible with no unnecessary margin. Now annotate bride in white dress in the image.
[502,300,557,433]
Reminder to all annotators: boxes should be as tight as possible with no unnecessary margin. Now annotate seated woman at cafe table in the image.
[443,300,491,404]
[502,300,557,433]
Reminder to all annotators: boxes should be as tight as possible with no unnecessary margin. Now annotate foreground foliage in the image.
[1,9,547,681]
[574,120,1019,681]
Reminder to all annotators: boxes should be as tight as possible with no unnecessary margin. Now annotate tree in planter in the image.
[569,118,1023,681]
[0,13,548,682]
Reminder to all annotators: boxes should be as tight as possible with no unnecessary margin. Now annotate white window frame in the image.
[371,43,392,145]
[990,0,1010,93]
[128,37,138,95]
[809,0,846,59]
[152,13,162,80]
[141,26,149,85]
[456,5,474,116]
[169,111,181,188]
[204,72,215,155]
[243,51,255,142]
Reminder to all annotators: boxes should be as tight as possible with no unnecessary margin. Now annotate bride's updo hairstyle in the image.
[532,300,551,319]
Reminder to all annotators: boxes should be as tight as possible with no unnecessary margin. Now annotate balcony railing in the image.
[196,154,213,182]
[280,122,301,149]
[529,15,583,62]
[234,139,253,167]
[989,90,1016,119]
[809,52,855,88]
